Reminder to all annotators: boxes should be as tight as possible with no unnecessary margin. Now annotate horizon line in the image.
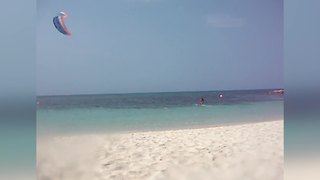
[37,88,284,97]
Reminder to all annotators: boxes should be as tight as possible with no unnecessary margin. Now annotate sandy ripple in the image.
[37,120,283,180]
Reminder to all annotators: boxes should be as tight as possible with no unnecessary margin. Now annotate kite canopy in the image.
[53,12,71,36]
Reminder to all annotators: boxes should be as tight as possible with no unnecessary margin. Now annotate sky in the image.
[37,0,283,95]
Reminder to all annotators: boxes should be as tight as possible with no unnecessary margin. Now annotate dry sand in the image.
[37,120,283,180]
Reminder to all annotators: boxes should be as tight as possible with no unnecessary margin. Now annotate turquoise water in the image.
[37,90,283,135]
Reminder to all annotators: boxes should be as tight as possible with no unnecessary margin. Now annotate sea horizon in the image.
[37,88,284,97]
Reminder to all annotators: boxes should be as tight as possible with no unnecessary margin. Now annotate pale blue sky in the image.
[37,0,283,95]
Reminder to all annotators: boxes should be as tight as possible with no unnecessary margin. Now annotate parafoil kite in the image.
[53,12,71,36]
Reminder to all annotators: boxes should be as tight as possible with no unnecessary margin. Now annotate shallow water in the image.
[37,89,283,135]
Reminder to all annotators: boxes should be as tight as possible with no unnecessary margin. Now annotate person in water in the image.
[199,96,205,105]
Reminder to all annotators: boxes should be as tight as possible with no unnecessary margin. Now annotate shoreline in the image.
[38,120,283,180]
[38,118,283,138]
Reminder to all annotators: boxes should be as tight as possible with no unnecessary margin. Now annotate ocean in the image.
[37,89,283,135]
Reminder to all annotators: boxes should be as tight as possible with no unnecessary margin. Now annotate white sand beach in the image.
[37,120,283,180]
